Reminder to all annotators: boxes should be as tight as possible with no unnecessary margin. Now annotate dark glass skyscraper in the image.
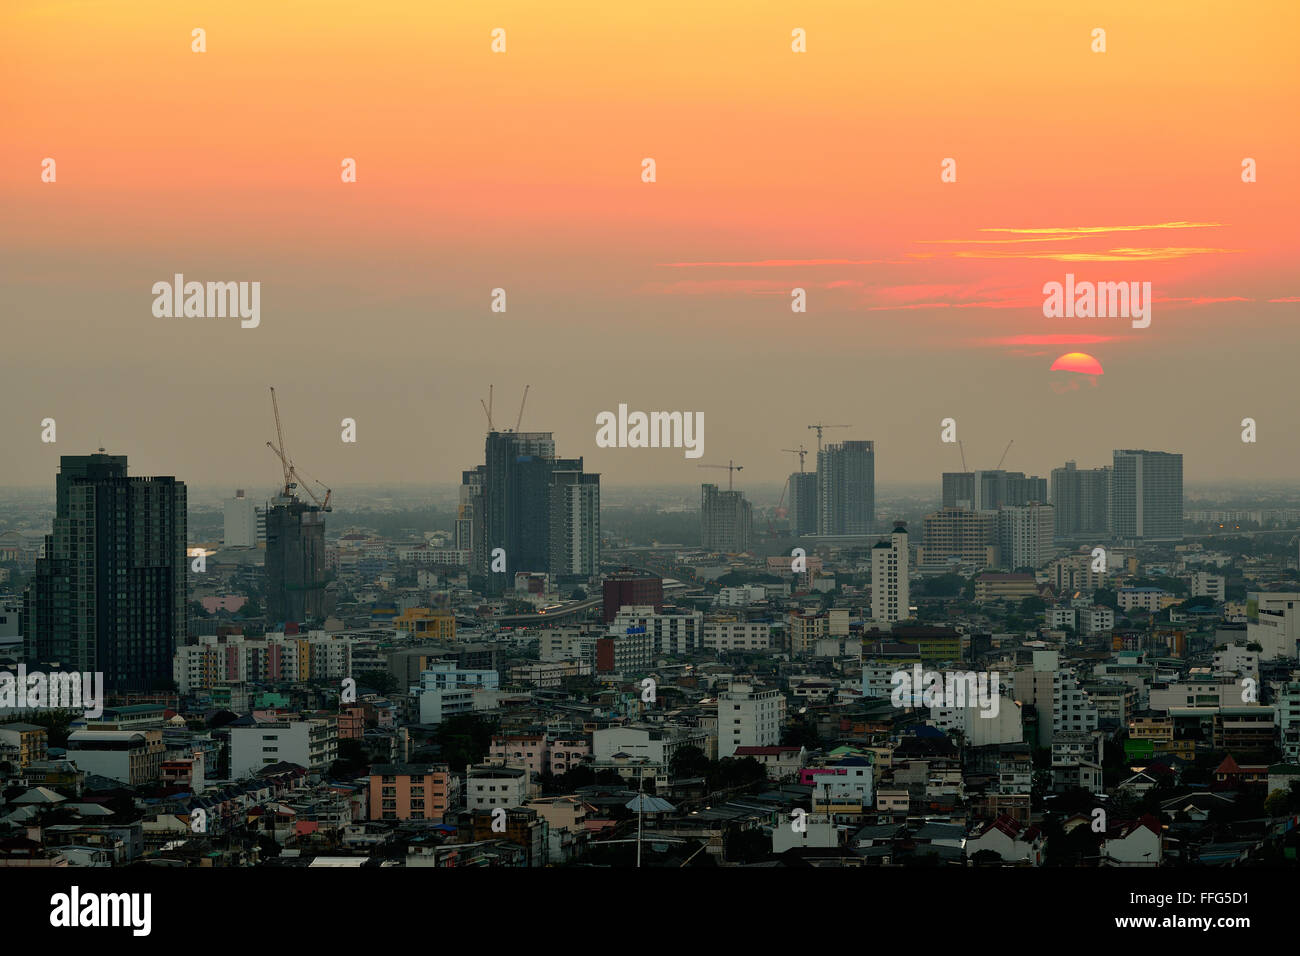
[475,431,599,593]
[24,453,186,692]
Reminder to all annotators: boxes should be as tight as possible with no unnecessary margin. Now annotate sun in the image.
[1050,352,1104,375]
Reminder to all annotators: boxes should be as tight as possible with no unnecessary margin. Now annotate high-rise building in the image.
[998,503,1056,569]
[942,472,976,510]
[24,453,187,692]
[918,508,999,569]
[701,483,752,552]
[817,440,875,535]
[871,524,910,624]
[223,489,263,547]
[944,470,1047,511]
[457,466,486,574]
[717,682,786,758]
[788,472,818,535]
[1050,461,1111,540]
[548,467,600,579]
[472,431,600,592]
[1111,450,1183,542]
[265,498,329,624]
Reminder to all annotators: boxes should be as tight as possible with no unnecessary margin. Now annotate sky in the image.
[3,0,1297,494]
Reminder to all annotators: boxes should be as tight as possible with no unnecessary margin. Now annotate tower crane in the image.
[266,386,332,511]
[698,460,743,491]
[807,422,850,455]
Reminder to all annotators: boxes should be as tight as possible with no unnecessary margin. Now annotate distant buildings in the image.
[1111,450,1183,542]
[817,440,875,535]
[223,489,264,548]
[701,483,752,552]
[1050,461,1110,540]
[24,453,186,692]
[919,508,999,569]
[998,503,1056,569]
[942,470,1046,511]
[787,471,818,535]
[461,430,601,592]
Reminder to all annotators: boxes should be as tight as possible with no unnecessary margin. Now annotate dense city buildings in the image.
[2,436,1298,880]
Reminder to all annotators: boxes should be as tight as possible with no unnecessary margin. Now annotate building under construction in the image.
[265,496,329,623]
[264,387,333,625]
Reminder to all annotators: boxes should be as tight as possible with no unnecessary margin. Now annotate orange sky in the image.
[2,0,1298,488]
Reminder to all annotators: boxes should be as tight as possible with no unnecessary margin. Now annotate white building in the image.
[1212,644,1259,682]
[1188,571,1226,602]
[716,586,767,608]
[228,718,338,778]
[1118,588,1167,613]
[871,525,909,624]
[702,621,772,652]
[466,765,528,810]
[1080,605,1115,634]
[223,490,262,548]
[1247,593,1300,660]
[611,606,703,656]
[998,504,1056,569]
[717,682,786,758]
[930,695,1023,746]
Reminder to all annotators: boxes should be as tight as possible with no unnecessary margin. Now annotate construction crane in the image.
[480,384,495,433]
[514,385,530,432]
[266,386,332,511]
[958,440,968,472]
[807,422,850,454]
[782,445,809,473]
[698,460,743,491]
[996,439,1014,470]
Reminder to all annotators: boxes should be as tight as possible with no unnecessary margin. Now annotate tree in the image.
[669,745,711,780]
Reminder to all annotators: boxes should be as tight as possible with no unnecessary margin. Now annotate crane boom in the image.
[269,387,292,496]
[515,384,530,432]
[997,439,1014,470]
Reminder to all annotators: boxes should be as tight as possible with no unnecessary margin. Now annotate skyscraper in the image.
[701,483,752,552]
[24,453,187,692]
[942,470,1046,510]
[265,498,329,623]
[787,471,818,535]
[549,467,601,580]
[817,440,875,535]
[1111,450,1183,542]
[1050,461,1110,540]
[871,524,910,624]
[474,431,600,592]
